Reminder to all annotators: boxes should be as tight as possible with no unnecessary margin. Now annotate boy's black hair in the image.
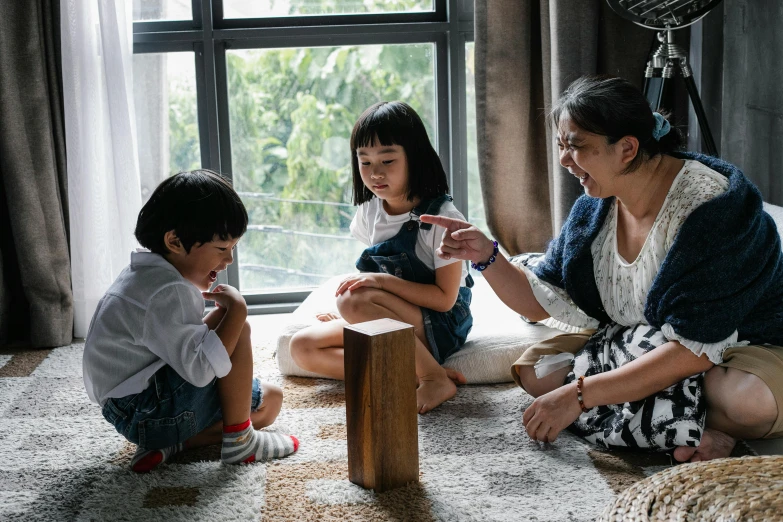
[135,169,248,255]
[551,75,685,174]
[350,101,449,205]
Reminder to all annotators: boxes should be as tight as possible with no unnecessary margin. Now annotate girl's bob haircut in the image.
[350,101,449,205]
[135,169,248,255]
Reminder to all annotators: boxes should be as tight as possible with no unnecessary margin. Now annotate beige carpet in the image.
[0,314,754,521]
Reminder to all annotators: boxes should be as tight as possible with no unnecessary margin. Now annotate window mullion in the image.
[195,0,236,289]
[197,0,221,173]
[435,32,450,184]
[214,44,241,290]
[447,0,467,216]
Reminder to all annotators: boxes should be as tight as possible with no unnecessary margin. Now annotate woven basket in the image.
[598,455,783,522]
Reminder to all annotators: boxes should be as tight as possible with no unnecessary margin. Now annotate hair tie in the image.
[652,112,671,141]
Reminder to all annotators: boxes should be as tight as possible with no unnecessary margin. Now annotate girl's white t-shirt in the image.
[349,197,469,284]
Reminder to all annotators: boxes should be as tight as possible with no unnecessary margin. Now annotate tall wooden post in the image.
[343,318,419,492]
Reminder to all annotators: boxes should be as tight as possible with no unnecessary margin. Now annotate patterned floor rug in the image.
[0,315,752,521]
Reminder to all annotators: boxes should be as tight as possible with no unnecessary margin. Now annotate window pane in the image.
[132,0,192,21]
[227,44,435,292]
[133,52,201,202]
[223,0,434,18]
[465,41,489,237]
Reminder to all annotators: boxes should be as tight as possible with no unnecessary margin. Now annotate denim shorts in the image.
[101,365,263,450]
[422,286,474,364]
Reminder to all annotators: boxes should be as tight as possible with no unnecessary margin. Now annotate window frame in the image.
[132,0,475,314]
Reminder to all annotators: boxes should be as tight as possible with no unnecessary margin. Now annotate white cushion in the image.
[276,274,562,384]
[764,202,783,238]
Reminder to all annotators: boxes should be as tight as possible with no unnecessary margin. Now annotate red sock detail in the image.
[223,418,252,433]
[243,454,256,464]
[132,451,164,473]
[291,436,299,452]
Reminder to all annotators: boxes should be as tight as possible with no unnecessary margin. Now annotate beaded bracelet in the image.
[576,375,589,413]
[470,241,499,271]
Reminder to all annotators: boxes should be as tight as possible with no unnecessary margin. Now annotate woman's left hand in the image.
[522,382,584,443]
[335,273,388,296]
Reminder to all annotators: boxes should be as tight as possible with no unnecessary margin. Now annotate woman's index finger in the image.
[420,214,468,231]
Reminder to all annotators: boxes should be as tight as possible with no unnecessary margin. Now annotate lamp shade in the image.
[606,0,723,30]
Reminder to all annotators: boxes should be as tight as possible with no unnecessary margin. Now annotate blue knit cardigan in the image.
[532,152,783,345]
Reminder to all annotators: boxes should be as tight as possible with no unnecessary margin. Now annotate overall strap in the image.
[407,193,474,288]
[410,194,453,230]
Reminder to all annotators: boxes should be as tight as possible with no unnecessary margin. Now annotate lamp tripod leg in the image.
[680,63,719,156]
[643,73,667,113]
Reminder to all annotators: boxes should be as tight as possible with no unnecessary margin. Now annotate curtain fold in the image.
[0,0,73,347]
[61,0,141,338]
[475,0,652,254]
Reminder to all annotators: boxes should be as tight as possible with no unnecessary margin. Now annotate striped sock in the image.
[221,419,299,465]
[131,443,184,473]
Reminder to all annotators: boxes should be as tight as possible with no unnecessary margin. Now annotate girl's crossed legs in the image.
[290,287,464,413]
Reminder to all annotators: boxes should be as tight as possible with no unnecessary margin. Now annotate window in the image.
[133,52,201,201]
[132,0,476,312]
[222,0,434,18]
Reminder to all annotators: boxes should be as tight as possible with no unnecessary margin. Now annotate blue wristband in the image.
[470,241,499,272]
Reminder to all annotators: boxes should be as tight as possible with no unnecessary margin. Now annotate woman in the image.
[421,76,783,461]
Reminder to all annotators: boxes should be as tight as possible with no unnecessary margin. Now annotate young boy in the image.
[83,170,298,472]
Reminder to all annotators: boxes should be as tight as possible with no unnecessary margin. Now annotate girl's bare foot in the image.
[444,367,467,385]
[417,372,457,414]
[673,428,737,462]
[417,369,466,387]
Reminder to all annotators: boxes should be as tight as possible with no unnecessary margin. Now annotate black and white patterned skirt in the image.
[565,323,706,451]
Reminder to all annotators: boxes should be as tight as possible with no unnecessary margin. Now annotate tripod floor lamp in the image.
[607,0,723,156]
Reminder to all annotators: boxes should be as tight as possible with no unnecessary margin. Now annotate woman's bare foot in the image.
[315,312,341,322]
[417,372,457,414]
[673,428,737,463]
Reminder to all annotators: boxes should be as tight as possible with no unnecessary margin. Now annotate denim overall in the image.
[355,195,474,363]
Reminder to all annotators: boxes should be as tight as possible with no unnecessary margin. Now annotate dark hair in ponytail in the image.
[551,75,684,174]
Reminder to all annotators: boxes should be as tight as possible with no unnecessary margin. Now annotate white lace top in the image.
[520,160,745,364]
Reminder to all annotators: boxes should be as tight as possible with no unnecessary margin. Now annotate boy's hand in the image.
[202,284,246,311]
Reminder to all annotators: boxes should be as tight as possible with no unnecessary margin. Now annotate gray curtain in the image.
[0,0,73,347]
[475,0,653,254]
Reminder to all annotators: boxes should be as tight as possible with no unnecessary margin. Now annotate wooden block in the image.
[344,318,419,492]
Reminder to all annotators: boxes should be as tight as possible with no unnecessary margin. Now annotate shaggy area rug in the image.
[0,316,752,521]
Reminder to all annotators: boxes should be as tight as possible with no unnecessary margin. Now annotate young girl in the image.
[290,101,474,414]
